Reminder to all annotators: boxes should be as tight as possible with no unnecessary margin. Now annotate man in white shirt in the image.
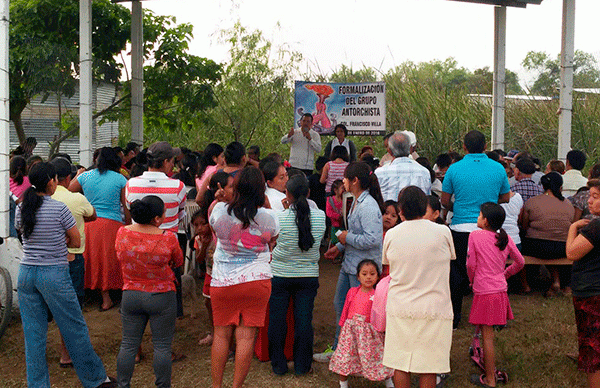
[375,131,432,201]
[563,149,589,197]
[281,113,321,176]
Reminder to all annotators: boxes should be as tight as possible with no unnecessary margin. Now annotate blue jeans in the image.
[268,276,319,375]
[332,270,360,350]
[117,290,176,388]
[18,264,107,388]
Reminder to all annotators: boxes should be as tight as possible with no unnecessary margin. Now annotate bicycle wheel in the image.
[0,266,13,340]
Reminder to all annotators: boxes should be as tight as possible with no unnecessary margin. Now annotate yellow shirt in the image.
[52,185,95,254]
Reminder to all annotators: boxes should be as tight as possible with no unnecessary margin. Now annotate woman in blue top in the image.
[319,161,384,361]
[268,174,326,375]
[17,162,116,388]
[70,147,130,311]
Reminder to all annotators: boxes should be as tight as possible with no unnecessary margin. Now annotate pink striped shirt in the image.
[325,161,348,193]
[125,171,186,233]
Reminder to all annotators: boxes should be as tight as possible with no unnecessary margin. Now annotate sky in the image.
[130,0,600,87]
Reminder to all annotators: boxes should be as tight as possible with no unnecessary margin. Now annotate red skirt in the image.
[84,218,124,291]
[469,292,514,326]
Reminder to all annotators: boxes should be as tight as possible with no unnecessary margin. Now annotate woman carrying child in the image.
[467,202,525,387]
[321,145,350,194]
[382,186,455,388]
[329,259,394,388]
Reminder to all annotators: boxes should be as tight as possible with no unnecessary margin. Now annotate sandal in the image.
[198,333,213,346]
[470,373,495,387]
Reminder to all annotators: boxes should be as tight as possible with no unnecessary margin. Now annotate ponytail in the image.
[20,162,56,238]
[201,171,230,209]
[344,161,384,212]
[286,174,314,252]
[541,171,564,201]
[10,156,27,186]
[495,228,509,251]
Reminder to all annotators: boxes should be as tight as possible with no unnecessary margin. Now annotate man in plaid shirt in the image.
[511,157,543,203]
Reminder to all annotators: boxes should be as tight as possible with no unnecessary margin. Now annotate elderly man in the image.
[375,131,431,201]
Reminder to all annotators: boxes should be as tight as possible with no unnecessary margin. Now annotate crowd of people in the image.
[7,113,600,388]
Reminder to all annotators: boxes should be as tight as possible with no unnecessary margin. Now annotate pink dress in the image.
[467,229,524,326]
[329,287,394,381]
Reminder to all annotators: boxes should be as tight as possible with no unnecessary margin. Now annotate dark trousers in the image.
[268,276,319,375]
[450,230,470,329]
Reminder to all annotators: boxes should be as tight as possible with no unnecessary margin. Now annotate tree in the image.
[522,50,600,96]
[9,0,130,145]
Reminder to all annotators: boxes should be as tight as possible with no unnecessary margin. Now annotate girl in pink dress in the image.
[329,259,394,388]
[467,202,525,387]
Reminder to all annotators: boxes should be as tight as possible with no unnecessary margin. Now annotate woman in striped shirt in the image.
[268,174,326,375]
[320,145,350,194]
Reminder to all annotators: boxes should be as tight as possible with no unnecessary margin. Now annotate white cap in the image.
[402,131,417,147]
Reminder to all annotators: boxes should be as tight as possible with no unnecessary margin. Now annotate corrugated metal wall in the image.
[9,82,120,163]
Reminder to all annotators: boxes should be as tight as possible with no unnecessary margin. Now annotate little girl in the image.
[425,195,445,225]
[326,179,345,246]
[382,200,400,236]
[321,145,350,194]
[467,202,525,387]
[329,259,394,388]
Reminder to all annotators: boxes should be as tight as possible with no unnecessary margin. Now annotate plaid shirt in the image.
[511,178,543,203]
[375,157,432,201]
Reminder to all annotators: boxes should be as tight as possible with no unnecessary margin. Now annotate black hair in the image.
[50,157,72,180]
[334,123,348,137]
[191,208,207,225]
[480,202,508,251]
[224,141,246,165]
[359,154,380,173]
[302,113,313,122]
[448,151,462,163]
[261,160,283,183]
[486,151,500,162]
[125,142,140,155]
[286,174,314,251]
[356,259,380,278]
[130,195,165,225]
[130,149,148,178]
[330,179,344,196]
[97,147,122,174]
[20,162,56,238]
[10,156,27,185]
[287,168,305,179]
[541,171,564,201]
[173,152,199,187]
[515,158,536,175]
[26,155,43,171]
[567,149,587,171]
[464,130,486,154]
[315,156,329,172]
[113,146,124,155]
[50,152,72,163]
[426,195,445,224]
[247,145,260,157]
[435,153,452,169]
[200,171,231,209]
[493,149,507,157]
[228,166,265,229]
[383,200,400,222]
[344,161,383,212]
[589,163,600,180]
[330,145,349,162]
[398,186,428,220]
[199,143,224,177]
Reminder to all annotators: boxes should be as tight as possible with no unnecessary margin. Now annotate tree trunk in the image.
[12,112,26,145]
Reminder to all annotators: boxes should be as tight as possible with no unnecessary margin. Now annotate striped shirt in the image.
[324,161,348,193]
[271,207,326,278]
[15,196,76,266]
[125,171,187,233]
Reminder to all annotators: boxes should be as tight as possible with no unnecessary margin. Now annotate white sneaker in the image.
[313,346,334,363]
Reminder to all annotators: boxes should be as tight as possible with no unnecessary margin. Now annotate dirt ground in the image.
[0,258,588,387]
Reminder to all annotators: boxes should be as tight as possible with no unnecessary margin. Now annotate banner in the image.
[294,81,386,136]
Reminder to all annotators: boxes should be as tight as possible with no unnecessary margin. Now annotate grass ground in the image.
[0,258,587,388]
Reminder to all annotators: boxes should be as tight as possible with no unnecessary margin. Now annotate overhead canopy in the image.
[448,0,543,8]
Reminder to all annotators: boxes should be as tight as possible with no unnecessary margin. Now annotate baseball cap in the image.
[147,141,180,161]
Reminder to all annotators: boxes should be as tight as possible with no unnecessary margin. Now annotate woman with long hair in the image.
[16,162,115,388]
[115,195,183,387]
[317,162,384,362]
[209,166,279,388]
[70,147,130,310]
[9,155,31,201]
[268,174,326,375]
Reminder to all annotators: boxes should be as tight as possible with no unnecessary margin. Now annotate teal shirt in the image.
[271,207,326,278]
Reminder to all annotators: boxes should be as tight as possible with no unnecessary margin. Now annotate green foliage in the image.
[522,50,600,96]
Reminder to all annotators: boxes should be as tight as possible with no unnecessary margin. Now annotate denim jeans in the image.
[268,276,319,375]
[332,270,360,350]
[18,264,107,388]
[117,290,177,388]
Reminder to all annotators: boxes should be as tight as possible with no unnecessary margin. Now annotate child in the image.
[467,203,525,387]
[329,259,394,388]
[382,200,400,236]
[326,179,345,247]
[425,195,445,225]
[321,146,350,194]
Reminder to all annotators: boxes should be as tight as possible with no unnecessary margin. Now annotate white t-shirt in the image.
[501,192,524,245]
